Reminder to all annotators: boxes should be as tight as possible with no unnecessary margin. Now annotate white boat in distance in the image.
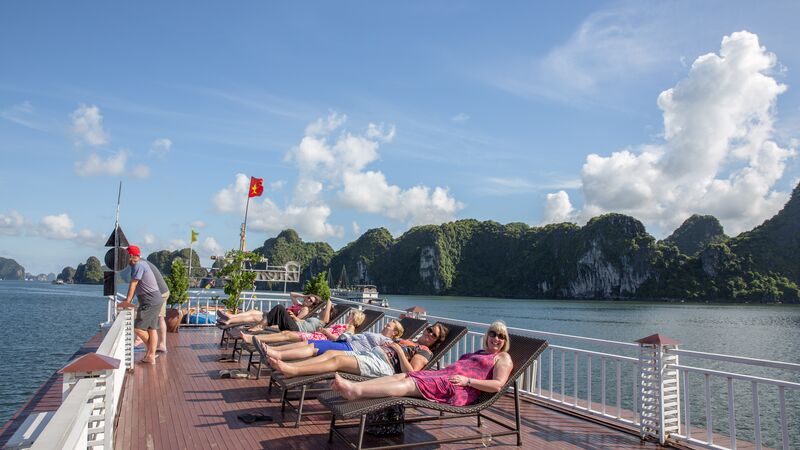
[331,284,389,307]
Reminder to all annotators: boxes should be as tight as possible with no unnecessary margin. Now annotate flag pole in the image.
[188,240,194,287]
[240,193,251,252]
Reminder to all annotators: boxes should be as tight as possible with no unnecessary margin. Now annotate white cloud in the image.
[132,164,150,178]
[489,5,675,104]
[542,191,576,224]
[1,101,45,131]
[546,31,797,236]
[74,151,127,177]
[477,175,581,196]
[304,112,347,137]
[143,234,157,246]
[71,104,109,146]
[149,138,172,158]
[201,237,224,257]
[352,221,361,237]
[75,229,104,247]
[366,122,396,142]
[213,113,463,239]
[451,113,470,123]
[269,180,285,191]
[38,214,77,240]
[167,239,187,251]
[0,210,25,236]
[212,173,344,239]
[190,220,207,229]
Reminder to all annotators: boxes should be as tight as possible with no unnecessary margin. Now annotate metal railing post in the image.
[636,334,680,444]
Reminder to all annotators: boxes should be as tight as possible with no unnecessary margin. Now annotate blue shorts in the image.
[309,340,352,354]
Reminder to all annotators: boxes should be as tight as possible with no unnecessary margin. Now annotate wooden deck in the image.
[113,327,668,449]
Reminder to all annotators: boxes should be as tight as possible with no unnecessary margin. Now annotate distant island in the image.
[8,182,799,303]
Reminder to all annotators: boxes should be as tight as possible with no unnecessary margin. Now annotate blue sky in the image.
[1,1,799,274]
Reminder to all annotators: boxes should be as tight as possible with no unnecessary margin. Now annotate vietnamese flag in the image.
[248,176,264,197]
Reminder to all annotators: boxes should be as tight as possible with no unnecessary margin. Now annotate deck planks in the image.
[113,328,663,450]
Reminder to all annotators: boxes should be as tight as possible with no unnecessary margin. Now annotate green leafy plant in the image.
[218,250,262,313]
[303,271,331,301]
[165,258,189,306]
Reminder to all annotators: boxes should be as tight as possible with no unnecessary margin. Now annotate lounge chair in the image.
[224,300,329,360]
[244,306,382,377]
[218,298,328,348]
[318,333,548,450]
[269,321,468,428]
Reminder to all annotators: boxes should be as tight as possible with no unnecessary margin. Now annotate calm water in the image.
[0,281,106,425]
[1,282,798,446]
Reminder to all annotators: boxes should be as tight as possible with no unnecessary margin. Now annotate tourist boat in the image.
[331,284,389,307]
[1,288,798,450]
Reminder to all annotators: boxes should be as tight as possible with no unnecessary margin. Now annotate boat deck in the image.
[109,327,666,449]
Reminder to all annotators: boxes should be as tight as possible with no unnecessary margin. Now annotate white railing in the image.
[29,305,133,450]
[667,350,800,450]
[97,292,799,450]
[322,298,799,450]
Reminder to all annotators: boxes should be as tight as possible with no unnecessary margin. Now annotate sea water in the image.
[1,282,798,446]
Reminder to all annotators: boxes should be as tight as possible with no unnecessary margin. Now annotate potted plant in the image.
[164,258,190,332]
[217,250,261,314]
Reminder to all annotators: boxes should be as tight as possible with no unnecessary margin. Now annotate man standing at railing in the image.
[119,245,164,365]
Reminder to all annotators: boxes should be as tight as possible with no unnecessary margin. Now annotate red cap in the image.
[127,245,141,257]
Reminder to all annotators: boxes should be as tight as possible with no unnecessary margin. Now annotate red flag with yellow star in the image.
[248,177,264,198]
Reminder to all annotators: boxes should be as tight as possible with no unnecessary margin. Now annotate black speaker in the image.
[103,271,115,296]
[105,248,129,271]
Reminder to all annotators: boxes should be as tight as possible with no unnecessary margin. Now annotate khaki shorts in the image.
[159,291,170,317]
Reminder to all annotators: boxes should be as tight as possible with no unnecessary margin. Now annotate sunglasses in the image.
[488,330,507,340]
[425,326,440,338]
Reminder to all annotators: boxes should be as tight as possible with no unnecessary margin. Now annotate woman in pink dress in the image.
[332,321,513,407]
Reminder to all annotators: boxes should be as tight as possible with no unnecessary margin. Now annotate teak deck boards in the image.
[112,328,663,449]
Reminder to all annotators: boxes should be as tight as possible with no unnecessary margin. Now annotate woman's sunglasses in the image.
[488,330,507,340]
[425,326,440,338]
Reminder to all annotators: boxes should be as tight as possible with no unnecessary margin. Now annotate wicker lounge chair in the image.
[318,333,548,450]
[218,298,328,348]
[224,300,330,360]
[244,306,384,377]
[269,321,468,428]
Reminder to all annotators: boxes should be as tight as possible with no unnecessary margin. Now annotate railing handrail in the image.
[671,363,800,388]
[670,348,800,373]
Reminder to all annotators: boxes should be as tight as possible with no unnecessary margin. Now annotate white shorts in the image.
[346,347,394,378]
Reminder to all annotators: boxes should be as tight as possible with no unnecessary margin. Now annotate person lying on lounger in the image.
[331,320,512,407]
[240,308,365,346]
[262,319,405,361]
[216,292,323,331]
[270,323,450,379]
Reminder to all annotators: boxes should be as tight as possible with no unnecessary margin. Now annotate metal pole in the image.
[240,195,251,251]
[187,241,193,287]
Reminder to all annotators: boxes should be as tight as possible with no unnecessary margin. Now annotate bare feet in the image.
[246,325,264,333]
[332,374,357,400]
[156,347,167,353]
[139,356,156,364]
[240,332,254,344]
[216,310,231,320]
[269,357,296,377]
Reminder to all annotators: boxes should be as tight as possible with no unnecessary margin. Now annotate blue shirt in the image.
[131,261,160,295]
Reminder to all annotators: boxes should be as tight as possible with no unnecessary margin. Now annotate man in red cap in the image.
[121,245,164,364]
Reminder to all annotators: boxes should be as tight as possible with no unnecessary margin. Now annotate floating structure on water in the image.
[331,284,390,307]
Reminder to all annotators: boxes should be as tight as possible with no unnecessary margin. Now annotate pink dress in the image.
[297,323,349,341]
[408,351,498,406]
